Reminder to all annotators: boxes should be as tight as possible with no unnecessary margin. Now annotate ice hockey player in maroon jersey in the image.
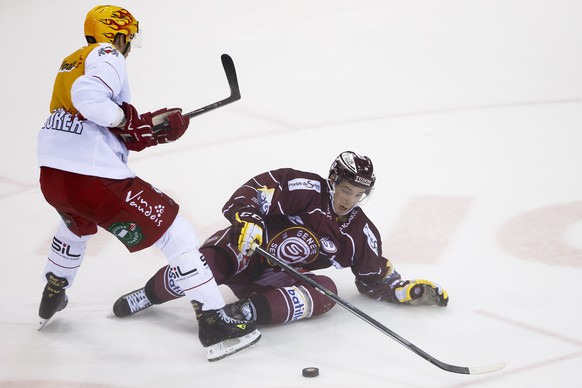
[113,151,448,326]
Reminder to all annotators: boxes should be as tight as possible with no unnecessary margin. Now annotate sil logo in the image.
[108,222,144,247]
[51,237,82,258]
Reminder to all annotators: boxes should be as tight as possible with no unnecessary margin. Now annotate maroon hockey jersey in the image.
[213,167,402,301]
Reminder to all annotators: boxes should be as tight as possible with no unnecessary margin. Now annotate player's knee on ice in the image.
[250,275,337,324]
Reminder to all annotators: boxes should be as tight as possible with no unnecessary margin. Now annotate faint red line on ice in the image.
[448,350,582,388]
[0,176,31,187]
[446,311,582,387]
[129,98,582,161]
[0,176,36,200]
[474,309,582,347]
[303,98,582,128]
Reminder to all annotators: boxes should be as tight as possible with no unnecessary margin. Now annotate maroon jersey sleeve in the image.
[222,168,326,221]
[348,212,404,303]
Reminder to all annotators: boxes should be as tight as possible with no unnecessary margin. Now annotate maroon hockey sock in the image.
[249,294,272,324]
[249,275,338,324]
[144,266,183,304]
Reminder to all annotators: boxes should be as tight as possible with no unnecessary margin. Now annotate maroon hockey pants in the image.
[39,167,179,251]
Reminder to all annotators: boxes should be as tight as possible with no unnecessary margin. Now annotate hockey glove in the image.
[109,102,157,152]
[230,210,265,256]
[149,108,190,143]
[394,279,448,307]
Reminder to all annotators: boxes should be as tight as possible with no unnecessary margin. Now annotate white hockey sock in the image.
[155,215,225,311]
[42,221,92,288]
[168,250,225,310]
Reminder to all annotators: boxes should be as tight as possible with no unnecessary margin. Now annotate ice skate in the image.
[194,299,261,361]
[38,272,69,330]
[112,288,153,318]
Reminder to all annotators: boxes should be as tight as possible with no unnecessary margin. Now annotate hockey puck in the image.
[302,367,319,377]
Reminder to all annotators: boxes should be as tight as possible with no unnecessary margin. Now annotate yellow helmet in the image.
[84,5,139,44]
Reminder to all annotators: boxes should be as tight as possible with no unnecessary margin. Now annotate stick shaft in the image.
[152,54,240,133]
[254,246,504,374]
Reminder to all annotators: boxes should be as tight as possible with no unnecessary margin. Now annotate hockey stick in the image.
[152,54,241,133]
[253,246,506,375]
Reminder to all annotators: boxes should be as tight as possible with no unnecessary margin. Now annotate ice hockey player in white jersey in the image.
[36,4,260,361]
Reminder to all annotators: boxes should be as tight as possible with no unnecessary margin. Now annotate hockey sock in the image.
[42,221,92,287]
[250,275,338,324]
[155,215,225,311]
[144,265,183,304]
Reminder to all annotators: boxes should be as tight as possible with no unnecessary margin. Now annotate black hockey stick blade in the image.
[253,246,506,375]
[152,54,241,133]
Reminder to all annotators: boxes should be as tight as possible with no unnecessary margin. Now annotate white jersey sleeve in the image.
[72,44,128,127]
[37,43,135,179]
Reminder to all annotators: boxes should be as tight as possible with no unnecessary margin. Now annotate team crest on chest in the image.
[267,226,320,266]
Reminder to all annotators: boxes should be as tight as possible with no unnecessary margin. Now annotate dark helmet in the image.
[328,151,376,193]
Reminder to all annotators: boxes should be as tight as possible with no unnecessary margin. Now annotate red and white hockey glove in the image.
[109,102,157,152]
[394,279,449,307]
[230,210,265,256]
[149,108,190,144]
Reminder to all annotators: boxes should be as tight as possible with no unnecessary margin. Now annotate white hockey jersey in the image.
[37,43,135,179]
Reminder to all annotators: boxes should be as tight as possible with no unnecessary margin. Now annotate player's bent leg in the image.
[113,216,260,360]
[160,227,261,360]
[112,265,182,318]
[249,274,337,324]
[113,237,238,317]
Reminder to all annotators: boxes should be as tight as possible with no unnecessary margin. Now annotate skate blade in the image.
[207,329,262,362]
[38,318,51,331]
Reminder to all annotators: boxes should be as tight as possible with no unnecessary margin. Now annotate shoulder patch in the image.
[287,178,321,193]
[98,46,120,57]
[363,223,379,255]
[257,186,275,214]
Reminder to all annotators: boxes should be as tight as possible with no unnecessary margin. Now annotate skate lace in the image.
[219,301,255,324]
[218,308,248,324]
[238,303,253,321]
[125,289,151,313]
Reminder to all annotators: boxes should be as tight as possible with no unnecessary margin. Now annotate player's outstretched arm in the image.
[355,268,448,307]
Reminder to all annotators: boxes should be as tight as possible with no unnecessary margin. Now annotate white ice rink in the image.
[1,1,581,387]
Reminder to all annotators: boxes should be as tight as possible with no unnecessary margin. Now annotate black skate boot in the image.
[193,299,261,361]
[38,272,69,330]
[113,288,153,318]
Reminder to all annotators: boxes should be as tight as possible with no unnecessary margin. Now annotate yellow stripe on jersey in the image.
[49,44,99,114]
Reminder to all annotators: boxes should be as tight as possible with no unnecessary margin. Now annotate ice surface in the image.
[1,1,581,387]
